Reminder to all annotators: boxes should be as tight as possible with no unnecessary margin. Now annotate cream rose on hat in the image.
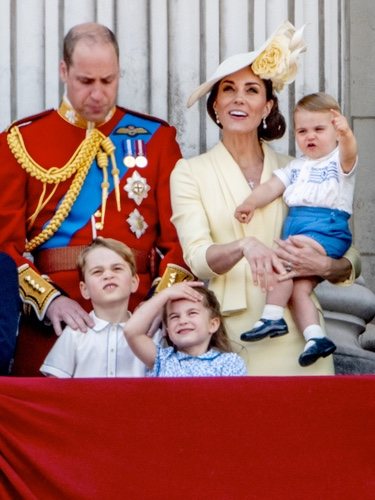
[252,21,306,92]
[187,20,306,107]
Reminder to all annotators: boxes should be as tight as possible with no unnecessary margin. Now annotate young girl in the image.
[124,282,247,376]
[234,92,358,367]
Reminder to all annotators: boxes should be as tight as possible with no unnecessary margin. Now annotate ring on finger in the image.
[285,261,293,272]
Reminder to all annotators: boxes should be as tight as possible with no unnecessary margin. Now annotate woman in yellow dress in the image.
[171,22,360,375]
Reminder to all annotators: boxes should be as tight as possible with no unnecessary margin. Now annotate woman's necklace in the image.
[225,142,264,189]
[240,159,263,189]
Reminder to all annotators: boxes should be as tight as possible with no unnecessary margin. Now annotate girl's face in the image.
[213,66,272,135]
[294,108,338,159]
[165,298,220,356]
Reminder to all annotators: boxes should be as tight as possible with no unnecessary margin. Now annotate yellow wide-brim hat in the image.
[187,20,306,108]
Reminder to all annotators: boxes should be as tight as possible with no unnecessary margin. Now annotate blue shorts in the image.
[281,206,352,258]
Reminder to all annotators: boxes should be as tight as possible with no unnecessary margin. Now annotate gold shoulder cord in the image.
[7,126,120,252]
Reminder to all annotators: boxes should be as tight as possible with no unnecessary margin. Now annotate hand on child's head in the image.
[165,281,205,301]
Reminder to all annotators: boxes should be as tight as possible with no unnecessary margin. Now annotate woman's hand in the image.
[275,237,332,281]
[241,237,286,292]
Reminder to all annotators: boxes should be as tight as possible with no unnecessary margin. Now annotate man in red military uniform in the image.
[0,22,188,376]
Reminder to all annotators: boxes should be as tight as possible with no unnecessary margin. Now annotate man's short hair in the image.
[63,23,119,68]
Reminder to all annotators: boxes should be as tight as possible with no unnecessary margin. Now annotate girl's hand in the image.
[241,237,286,292]
[161,281,205,302]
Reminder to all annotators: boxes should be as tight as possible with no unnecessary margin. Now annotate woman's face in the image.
[213,66,272,135]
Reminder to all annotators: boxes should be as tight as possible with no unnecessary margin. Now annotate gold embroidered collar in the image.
[58,96,116,129]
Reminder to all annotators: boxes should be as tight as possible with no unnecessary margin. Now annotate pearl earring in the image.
[262,116,267,129]
[214,110,221,125]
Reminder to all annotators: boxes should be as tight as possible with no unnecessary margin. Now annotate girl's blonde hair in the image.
[163,286,233,353]
[77,237,136,281]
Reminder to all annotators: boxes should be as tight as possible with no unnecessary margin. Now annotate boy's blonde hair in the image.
[77,237,136,280]
[295,92,341,114]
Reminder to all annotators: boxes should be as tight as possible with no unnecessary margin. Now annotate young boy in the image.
[40,237,145,377]
[235,92,358,366]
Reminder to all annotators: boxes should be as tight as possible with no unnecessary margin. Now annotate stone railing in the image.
[315,277,375,374]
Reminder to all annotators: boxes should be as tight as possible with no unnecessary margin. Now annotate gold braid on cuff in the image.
[18,264,61,320]
[155,264,195,293]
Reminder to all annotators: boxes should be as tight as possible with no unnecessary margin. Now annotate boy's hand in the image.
[331,109,351,138]
[234,201,255,224]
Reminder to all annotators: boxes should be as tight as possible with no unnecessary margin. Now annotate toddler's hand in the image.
[234,203,254,223]
[331,109,350,138]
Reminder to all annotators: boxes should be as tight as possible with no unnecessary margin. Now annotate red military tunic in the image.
[0,105,186,375]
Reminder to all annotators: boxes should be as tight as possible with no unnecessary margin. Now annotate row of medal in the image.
[94,139,150,237]
[123,140,149,237]
[94,167,150,238]
[123,139,148,168]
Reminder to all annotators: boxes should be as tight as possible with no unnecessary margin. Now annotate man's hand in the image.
[46,296,95,336]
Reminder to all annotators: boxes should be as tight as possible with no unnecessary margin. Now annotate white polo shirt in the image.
[40,311,147,378]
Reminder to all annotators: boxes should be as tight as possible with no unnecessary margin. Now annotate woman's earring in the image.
[262,116,267,129]
[214,110,221,125]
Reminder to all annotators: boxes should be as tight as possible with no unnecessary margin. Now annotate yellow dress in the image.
[171,141,357,375]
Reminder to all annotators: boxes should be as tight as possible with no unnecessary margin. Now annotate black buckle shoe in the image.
[298,337,336,367]
[240,318,288,342]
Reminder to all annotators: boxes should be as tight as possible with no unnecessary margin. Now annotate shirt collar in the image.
[90,310,129,333]
[174,348,221,361]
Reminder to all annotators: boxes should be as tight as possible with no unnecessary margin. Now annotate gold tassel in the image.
[27,183,59,230]
[96,150,109,229]
[101,136,121,211]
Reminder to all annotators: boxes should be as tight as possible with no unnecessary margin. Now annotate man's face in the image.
[60,40,120,123]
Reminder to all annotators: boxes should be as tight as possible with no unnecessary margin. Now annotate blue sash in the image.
[40,112,161,249]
